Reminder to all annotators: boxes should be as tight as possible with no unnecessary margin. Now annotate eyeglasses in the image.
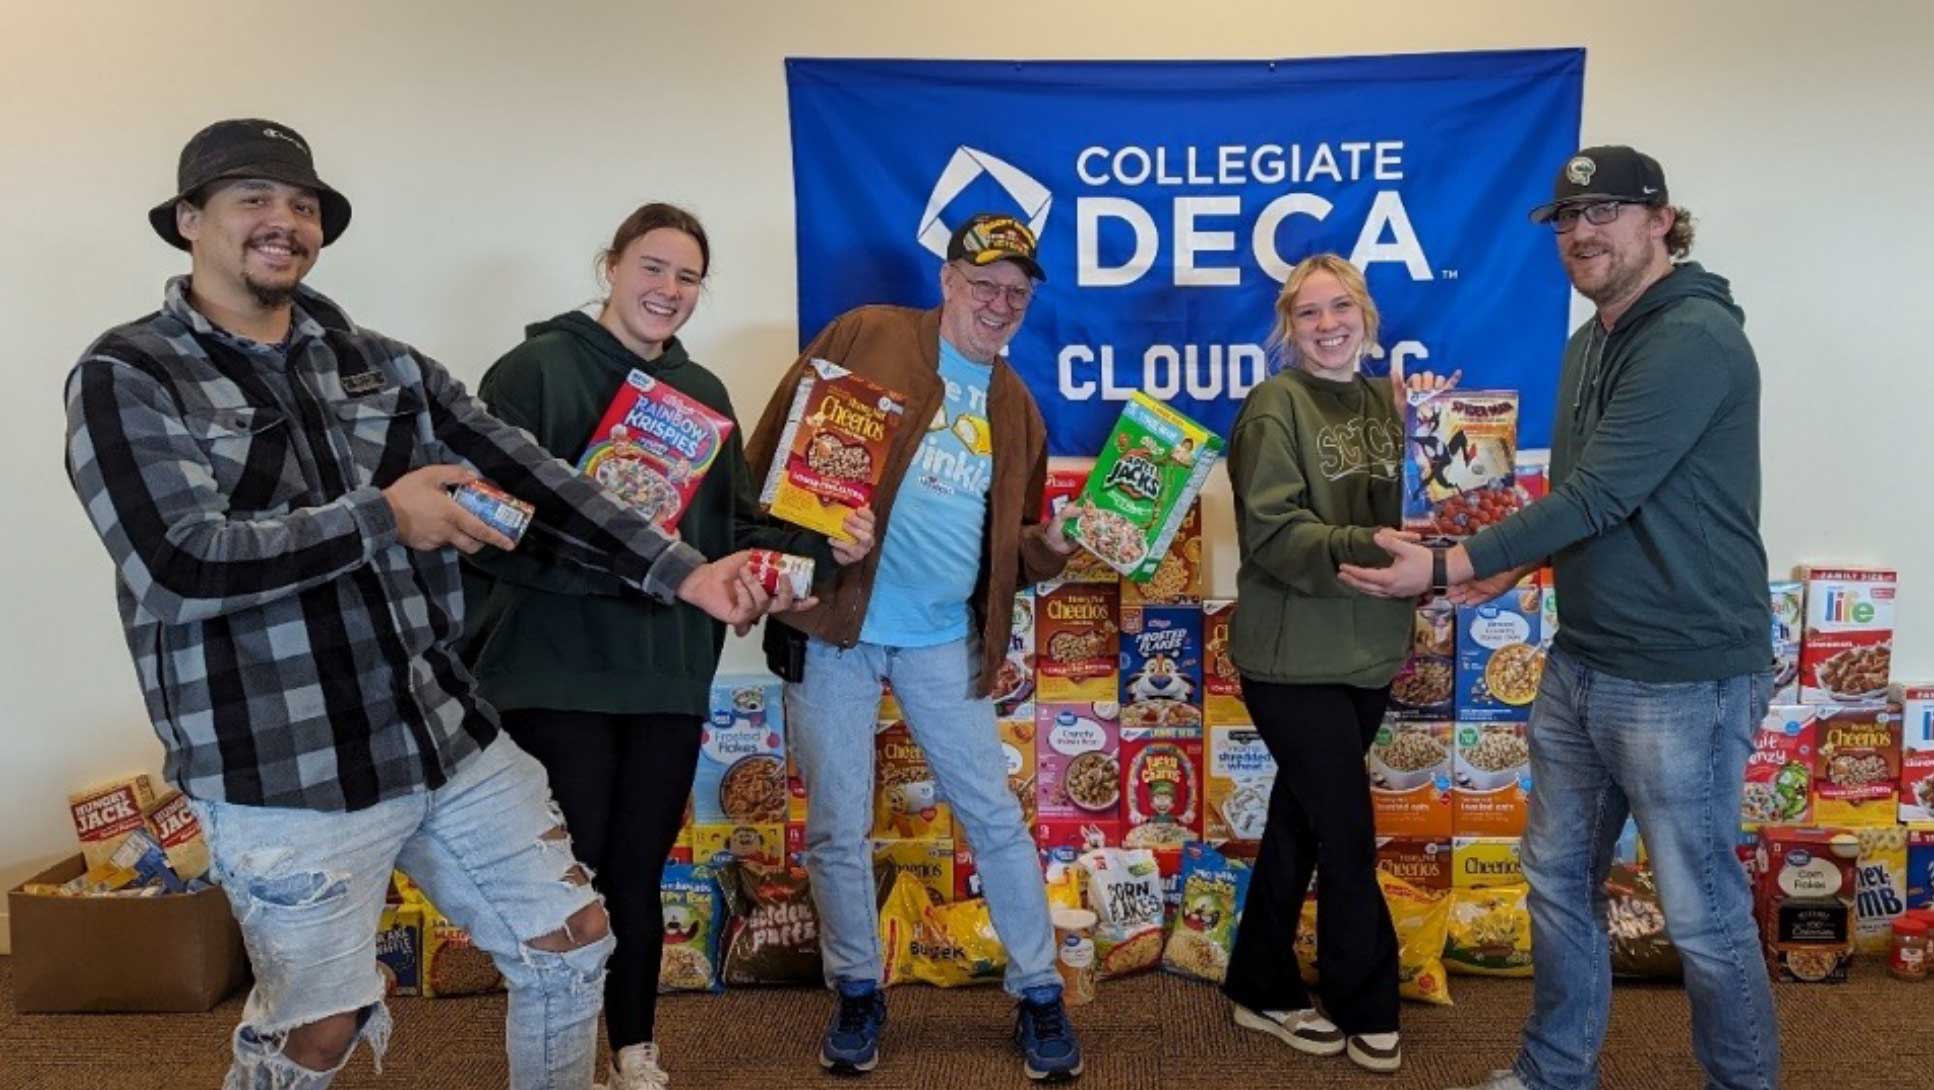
[1551,201,1631,234]
[954,269,1033,309]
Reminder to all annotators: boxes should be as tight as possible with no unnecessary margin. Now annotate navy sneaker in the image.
[820,978,886,1075]
[1014,983,1084,1082]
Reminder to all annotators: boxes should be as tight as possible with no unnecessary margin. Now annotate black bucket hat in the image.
[149,119,352,250]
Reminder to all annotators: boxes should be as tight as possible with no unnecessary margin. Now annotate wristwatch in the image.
[1430,547,1449,593]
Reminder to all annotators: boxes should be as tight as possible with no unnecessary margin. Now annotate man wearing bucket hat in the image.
[1335,146,1778,1090]
[65,118,805,1089]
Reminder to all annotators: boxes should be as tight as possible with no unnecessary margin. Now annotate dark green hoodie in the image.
[462,311,835,717]
[1465,262,1772,682]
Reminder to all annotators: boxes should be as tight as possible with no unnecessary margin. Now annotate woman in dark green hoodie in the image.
[463,203,871,1090]
[1219,254,1454,1075]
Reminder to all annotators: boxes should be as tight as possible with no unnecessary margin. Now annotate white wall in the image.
[4,0,1928,948]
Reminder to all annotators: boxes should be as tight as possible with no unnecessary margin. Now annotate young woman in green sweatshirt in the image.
[1220,253,1454,1075]
[462,203,871,1090]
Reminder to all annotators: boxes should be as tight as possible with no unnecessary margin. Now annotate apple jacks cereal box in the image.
[1063,393,1222,580]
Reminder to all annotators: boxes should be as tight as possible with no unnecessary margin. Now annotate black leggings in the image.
[500,709,702,1050]
[1220,678,1400,1035]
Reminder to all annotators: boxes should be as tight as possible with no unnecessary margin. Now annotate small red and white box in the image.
[1894,683,1934,822]
[1799,566,1896,704]
[745,549,813,599]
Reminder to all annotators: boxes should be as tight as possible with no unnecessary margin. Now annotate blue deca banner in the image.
[786,50,1584,454]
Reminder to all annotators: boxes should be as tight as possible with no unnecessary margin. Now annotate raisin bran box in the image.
[1202,600,1248,726]
[1799,566,1895,704]
[1063,392,1223,580]
[1037,582,1120,703]
[1808,705,1902,827]
[1035,703,1122,824]
[1117,604,1203,738]
[760,358,907,539]
[1040,464,1120,586]
[577,368,734,531]
[1896,684,1934,822]
[1120,735,1203,849]
[1401,389,1521,544]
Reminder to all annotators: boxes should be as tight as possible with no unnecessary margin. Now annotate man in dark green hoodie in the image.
[1340,147,1777,1090]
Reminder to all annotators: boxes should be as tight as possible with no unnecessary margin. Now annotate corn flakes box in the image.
[759,358,908,539]
[1743,706,1817,826]
[1770,581,1804,704]
[1118,604,1203,738]
[994,591,1037,717]
[1120,736,1202,849]
[1204,725,1274,844]
[874,721,952,840]
[1202,600,1248,726]
[1063,392,1223,580]
[1121,500,1202,604]
[1389,596,1456,721]
[1454,722,1531,837]
[694,675,786,825]
[1402,389,1521,544]
[1455,586,1545,723]
[1809,705,1902,826]
[1035,703,1121,824]
[577,368,734,532]
[1037,583,1119,703]
[1039,464,1118,586]
[1799,566,1895,705]
[1452,836,1524,889]
[872,838,955,907]
[1370,720,1454,838]
[1376,837,1453,900]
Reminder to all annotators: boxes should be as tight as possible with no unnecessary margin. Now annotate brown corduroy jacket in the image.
[744,304,1069,695]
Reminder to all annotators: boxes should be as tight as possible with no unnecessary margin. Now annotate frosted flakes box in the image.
[1743,707,1817,826]
[874,721,951,840]
[1121,500,1202,605]
[1770,581,1804,704]
[1204,725,1274,844]
[694,675,786,825]
[577,368,733,531]
[1036,582,1120,703]
[1368,720,1454,839]
[1455,585,1545,723]
[1121,736,1203,849]
[992,591,1037,717]
[1402,389,1521,544]
[1202,600,1248,726]
[1453,723,1531,837]
[1039,464,1118,586]
[760,358,907,539]
[1118,603,1203,738]
[1376,836,1453,900]
[1451,836,1524,889]
[1035,703,1121,823]
[1799,566,1895,704]
[1809,705,1902,826]
[1389,596,1456,721]
[1062,392,1223,580]
[1893,684,1934,822]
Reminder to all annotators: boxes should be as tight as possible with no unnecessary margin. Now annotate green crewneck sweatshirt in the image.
[1226,366,1413,687]
[461,311,836,717]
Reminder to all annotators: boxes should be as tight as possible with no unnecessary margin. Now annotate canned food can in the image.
[1052,907,1098,1006]
[747,549,814,599]
[452,481,534,546]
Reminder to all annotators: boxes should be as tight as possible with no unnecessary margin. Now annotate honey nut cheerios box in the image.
[873,721,952,841]
[1798,566,1895,705]
[1807,704,1902,827]
[759,358,907,540]
[1036,582,1120,704]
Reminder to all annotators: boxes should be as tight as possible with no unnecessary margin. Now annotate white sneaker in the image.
[1446,1070,1529,1090]
[1231,1003,1345,1056]
[1346,1031,1402,1074]
[610,1043,671,1090]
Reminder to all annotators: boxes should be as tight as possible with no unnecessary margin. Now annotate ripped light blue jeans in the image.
[191,736,612,1090]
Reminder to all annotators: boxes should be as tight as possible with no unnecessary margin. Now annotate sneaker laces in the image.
[1026,997,1070,1042]
[835,992,877,1036]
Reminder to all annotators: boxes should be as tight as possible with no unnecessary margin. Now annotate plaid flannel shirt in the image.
[65,277,705,811]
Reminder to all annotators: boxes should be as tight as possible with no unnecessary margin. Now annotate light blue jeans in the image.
[191,736,612,1090]
[1513,646,1777,1090]
[787,636,1059,996]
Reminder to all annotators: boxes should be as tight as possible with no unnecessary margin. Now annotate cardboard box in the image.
[1401,389,1521,544]
[1455,586,1545,722]
[1121,735,1203,848]
[68,774,157,870]
[1389,596,1456,721]
[1368,720,1454,838]
[1808,705,1902,826]
[1118,603,1203,737]
[873,721,951,839]
[1799,566,1895,704]
[1036,583,1120,703]
[1452,836,1524,888]
[1376,836,1453,899]
[1039,463,1119,586]
[9,854,248,1012]
[1853,826,1907,956]
[1036,702,1121,823]
[1907,826,1934,909]
[994,590,1037,717]
[1743,706,1817,826]
[1121,500,1203,604]
[1201,600,1248,726]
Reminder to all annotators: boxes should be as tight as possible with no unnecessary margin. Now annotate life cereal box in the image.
[693,676,786,826]
[759,358,907,539]
[1204,725,1274,844]
[1040,464,1118,586]
[1453,723,1531,837]
[1036,582,1120,703]
[1455,586,1545,723]
[68,774,157,870]
[1743,706,1817,826]
[1368,720,1454,839]
[1799,566,1895,704]
[577,368,733,531]
[993,591,1037,717]
[1118,604,1203,738]
[1892,683,1934,823]
[1853,825,1908,956]
[1770,581,1804,704]
[1402,389,1522,544]
[873,721,951,840]
[1389,595,1456,721]
[1201,600,1248,726]
[1121,735,1203,849]
[1451,836,1524,889]
[1036,703,1121,824]
[1121,500,1202,605]
[1376,836,1453,899]
[1809,705,1902,826]
[1063,393,1223,580]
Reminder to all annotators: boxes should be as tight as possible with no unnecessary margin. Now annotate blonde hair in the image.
[1268,254,1381,372]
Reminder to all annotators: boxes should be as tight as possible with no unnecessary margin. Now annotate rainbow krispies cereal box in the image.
[577,368,733,531]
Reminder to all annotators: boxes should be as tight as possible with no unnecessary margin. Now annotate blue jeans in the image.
[191,737,613,1090]
[787,636,1059,996]
[1513,647,1777,1090]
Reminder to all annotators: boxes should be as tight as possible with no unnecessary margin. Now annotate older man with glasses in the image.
[1337,146,1779,1090]
[745,213,1084,1082]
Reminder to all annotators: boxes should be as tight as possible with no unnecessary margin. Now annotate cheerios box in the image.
[1368,720,1453,838]
[1036,582,1120,703]
[872,838,954,906]
[1389,596,1456,721]
[693,675,786,826]
[873,721,951,840]
[1376,836,1453,899]
[1453,723,1532,837]
[1202,600,1248,726]
[1808,704,1902,827]
[1451,836,1524,889]
[1118,604,1203,739]
[1035,703,1121,823]
[1455,586,1545,723]
[1799,566,1895,705]
[1893,684,1934,823]
[1204,725,1274,844]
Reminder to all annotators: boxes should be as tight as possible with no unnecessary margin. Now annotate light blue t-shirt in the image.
[859,338,994,647]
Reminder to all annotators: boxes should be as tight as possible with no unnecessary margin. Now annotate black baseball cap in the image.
[946,212,1046,282]
[149,119,352,250]
[1528,145,1669,223]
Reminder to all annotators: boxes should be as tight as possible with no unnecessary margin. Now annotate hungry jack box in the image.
[1799,566,1895,704]
[69,774,157,870]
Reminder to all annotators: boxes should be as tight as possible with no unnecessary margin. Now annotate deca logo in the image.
[916,146,1052,261]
